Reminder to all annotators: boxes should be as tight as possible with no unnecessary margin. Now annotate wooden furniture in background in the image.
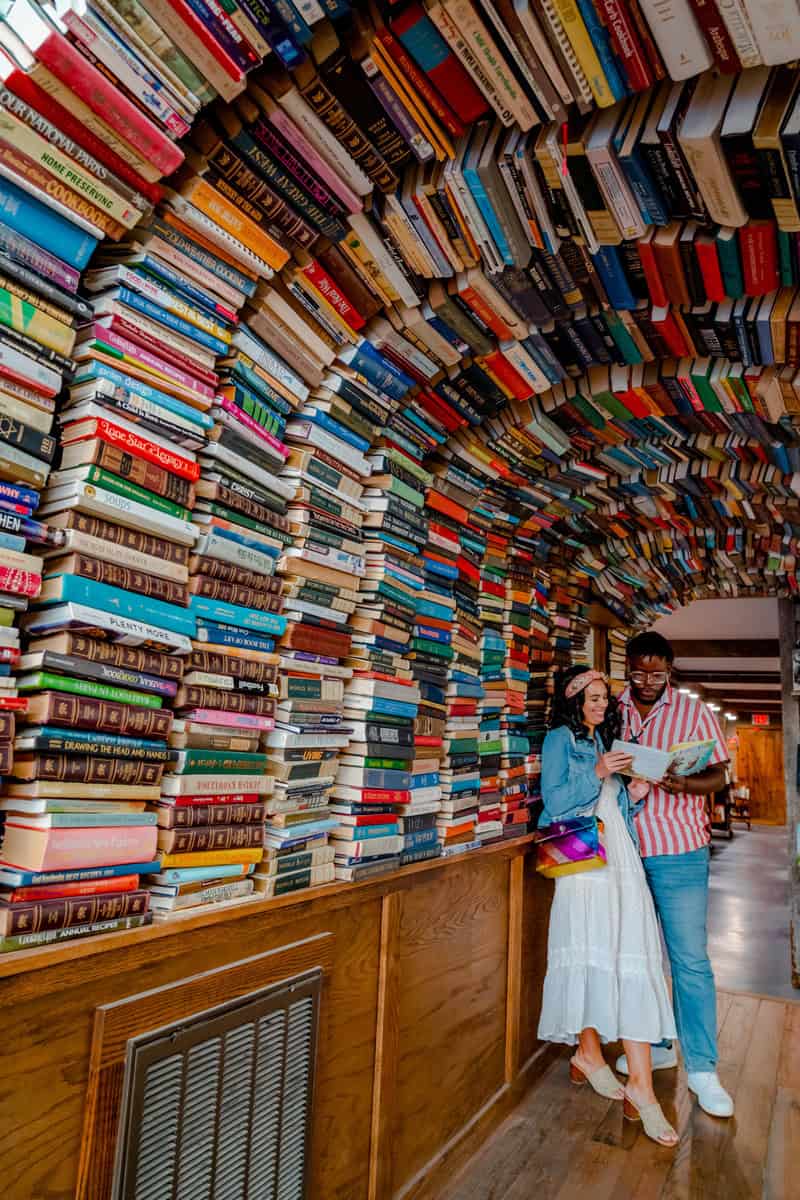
[736,725,787,825]
[0,835,552,1200]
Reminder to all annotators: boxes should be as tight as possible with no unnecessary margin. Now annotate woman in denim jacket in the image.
[537,665,678,1147]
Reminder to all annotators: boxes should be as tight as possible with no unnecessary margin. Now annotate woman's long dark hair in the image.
[549,664,621,750]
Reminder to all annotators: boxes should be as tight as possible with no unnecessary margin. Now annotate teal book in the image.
[716,228,744,299]
[189,595,288,636]
[16,813,159,827]
[34,575,196,637]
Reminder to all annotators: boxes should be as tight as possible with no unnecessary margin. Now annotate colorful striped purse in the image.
[533,816,607,878]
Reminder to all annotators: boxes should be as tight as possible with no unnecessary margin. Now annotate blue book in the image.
[302,409,371,452]
[19,726,168,753]
[36,575,196,637]
[197,622,275,654]
[152,864,256,884]
[0,481,38,509]
[229,361,293,415]
[415,624,451,644]
[616,143,669,227]
[366,696,418,718]
[344,824,399,840]
[190,595,288,636]
[199,524,280,558]
[415,599,453,621]
[74,360,214,429]
[37,812,158,827]
[575,0,627,100]
[423,556,458,579]
[138,257,236,320]
[0,860,161,888]
[115,287,229,355]
[402,829,438,850]
[0,177,98,269]
[340,340,414,400]
[0,531,25,553]
[263,0,313,44]
[411,772,440,789]
[182,0,256,67]
[462,161,513,266]
[591,247,637,311]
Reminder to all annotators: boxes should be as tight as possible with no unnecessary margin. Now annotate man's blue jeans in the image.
[643,846,718,1074]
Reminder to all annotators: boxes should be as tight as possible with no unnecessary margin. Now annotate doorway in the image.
[735,724,786,825]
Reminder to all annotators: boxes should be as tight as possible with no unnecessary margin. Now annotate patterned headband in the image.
[564,670,607,700]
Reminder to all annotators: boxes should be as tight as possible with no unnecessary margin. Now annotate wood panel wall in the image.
[736,726,787,825]
[0,835,552,1200]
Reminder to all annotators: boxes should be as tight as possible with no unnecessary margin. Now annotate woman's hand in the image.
[627,777,650,801]
[595,750,634,779]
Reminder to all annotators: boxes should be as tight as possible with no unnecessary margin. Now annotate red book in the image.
[481,350,533,400]
[417,390,466,433]
[302,258,365,331]
[9,0,183,176]
[614,386,652,420]
[685,0,740,71]
[637,234,670,307]
[374,26,466,139]
[3,874,140,901]
[157,0,245,83]
[60,417,201,481]
[594,0,652,91]
[360,789,411,803]
[695,234,727,302]
[336,813,395,826]
[0,567,40,598]
[739,221,779,297]
[389,2,488,124]
[171,793,261,806]
[650,307,692,357]
[0,57,162,206]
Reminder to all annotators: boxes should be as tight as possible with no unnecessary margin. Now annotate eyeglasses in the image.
[629,671,669,685]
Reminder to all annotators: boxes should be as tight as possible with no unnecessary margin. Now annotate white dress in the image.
[537,777,677,1046]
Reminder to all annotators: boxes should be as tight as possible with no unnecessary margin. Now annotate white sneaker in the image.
[687,1072,734,1118]
[616,1045,678,1075]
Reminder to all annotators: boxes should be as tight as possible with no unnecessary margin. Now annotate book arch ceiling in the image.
[2,0,800,936]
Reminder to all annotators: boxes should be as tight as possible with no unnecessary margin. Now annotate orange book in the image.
[453,282,516,340]
[176,177,290,272]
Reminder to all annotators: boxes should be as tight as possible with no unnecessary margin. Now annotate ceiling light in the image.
[725,713,737,720]
[678,687,690,694]
[689,692,699,698]
[709,703,721,710]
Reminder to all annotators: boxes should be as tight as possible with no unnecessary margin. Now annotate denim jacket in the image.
[538,724,644,848]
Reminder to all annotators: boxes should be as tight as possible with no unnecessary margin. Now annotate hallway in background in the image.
[707,825,795,1002]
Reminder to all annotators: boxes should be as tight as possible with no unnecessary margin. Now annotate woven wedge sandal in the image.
[623,1090,679,1146]
[569,1058,624,1099]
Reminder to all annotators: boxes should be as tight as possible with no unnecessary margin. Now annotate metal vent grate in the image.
[112,970,321,1200]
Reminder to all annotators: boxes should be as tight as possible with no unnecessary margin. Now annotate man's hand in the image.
[660,771,686,795]
[659,764,727,796]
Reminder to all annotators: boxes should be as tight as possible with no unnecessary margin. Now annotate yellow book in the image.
[0,291,75,357]
[369,39,453,161]
[549,0,613,107]
[158,848,264,868]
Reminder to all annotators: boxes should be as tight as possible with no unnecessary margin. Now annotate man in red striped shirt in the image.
[615,630,734,1119]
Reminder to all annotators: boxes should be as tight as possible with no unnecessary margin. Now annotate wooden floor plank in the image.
[765,1087,800,1200]
[439,996,800,1200]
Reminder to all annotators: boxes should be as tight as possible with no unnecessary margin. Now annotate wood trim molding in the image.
[505,855,525,1084]
[369,893,400,1200]
[76,932,334,1200]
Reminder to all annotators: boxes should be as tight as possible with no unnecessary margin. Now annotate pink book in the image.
[265,108,363,215]
[80,323,217,400]
[1,822,158,871]
[9,0,184,176]
[184,709,275,730]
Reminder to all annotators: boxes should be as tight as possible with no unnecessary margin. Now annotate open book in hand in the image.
[610,738,718,784]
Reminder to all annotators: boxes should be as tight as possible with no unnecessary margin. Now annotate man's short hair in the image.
[626,630,674,665]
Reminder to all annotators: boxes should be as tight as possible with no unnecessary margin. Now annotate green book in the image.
[16,812,158,826]
[82,466,191,522]
[172,749,268,773]
[0,913,150,953]
[716,228,744,299]
[16,671,163,708]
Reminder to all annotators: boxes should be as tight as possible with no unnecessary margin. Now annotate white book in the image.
[346,212,421,310]
[586,104,649,240]
[165,194,275,280]
[161,774,274,796]
[635,0,713,79]
[60,401,198,460]
[742,0,800,63]
[277,87,371,199]
[199,444,294,503]
[715,0,762,67]
[20,600,192,652]
[0,389,53,434]
[679,73,748,227]
[512,0,574,107]
[39,482,197,545]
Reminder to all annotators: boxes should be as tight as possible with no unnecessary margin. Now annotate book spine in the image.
[174,685,275,713]
[685,0,740,69]
[0,408,57,464]
[202,141,318,249]
[159,801,266,827]
[296,74,398,194]
[26,692,172,737]
[634,0,713,78]
[89,441,194,506]
[715,0,761,66]
[159,823,263,852]
[77,419,199,482]
[0,566,40,597]
[57,511,188,565]
[4,889,149,935]
[18,754,162,785]
[47,634,184,681]
[189,575,281,612]
[0,175,97,270]
[43,574,194,636]
[62,553,187,607]
[374,27,465,140]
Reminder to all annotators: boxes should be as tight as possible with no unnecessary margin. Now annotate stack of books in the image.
[524,566,553,821]
[499,557,535,837]
[608,627,629,695]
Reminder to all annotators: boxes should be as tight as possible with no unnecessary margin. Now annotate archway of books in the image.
[0,0,796,935]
